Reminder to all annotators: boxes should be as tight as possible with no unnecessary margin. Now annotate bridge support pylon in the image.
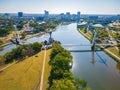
[91,43,95,51]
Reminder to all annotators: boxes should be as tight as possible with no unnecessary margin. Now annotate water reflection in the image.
[95,51,107,65]
[91,51,107,65]
[91,51,95,64]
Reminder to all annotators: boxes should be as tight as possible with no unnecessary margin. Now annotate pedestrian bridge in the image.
[62,43,117,52]
[62,44,117,47]
[68,49,103,52]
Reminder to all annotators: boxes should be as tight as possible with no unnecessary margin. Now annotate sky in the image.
[0,0,120,14]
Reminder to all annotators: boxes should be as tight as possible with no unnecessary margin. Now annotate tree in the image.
[17,20,24,30]
[52,53,71,70]
[25,45,34,56]
[4,52,14,63]
[0,56,5,65]
[12,46,23,59]
[0,25,13,37]
[74,78,87,89]
[50,79,76,90]
[31,42,42,52]
[21,32,26,39]
[50,43,64,60]
[21,48,28,58]
[63,70,73,80]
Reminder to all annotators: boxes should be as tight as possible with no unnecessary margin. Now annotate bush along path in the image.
[48,43,91,90]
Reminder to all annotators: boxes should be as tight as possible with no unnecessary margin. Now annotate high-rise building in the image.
[44,10,49,18]
[18,12,23,17]
[77,11,80,19]
[66,12,71,18]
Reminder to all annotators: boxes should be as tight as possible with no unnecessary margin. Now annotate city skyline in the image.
[0,0,120,14]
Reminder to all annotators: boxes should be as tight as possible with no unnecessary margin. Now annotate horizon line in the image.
[0,12,120,15]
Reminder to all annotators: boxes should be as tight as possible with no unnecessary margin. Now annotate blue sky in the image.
[0,0,120,14]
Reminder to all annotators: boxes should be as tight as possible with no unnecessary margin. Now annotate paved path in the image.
[40,48,46,90]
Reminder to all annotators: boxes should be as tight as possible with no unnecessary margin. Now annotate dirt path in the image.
[0,61,19,72]
[40,49,46,90]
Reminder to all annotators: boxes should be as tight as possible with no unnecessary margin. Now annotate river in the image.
[0,23,120,90]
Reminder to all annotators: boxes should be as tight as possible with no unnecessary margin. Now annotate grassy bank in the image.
[103,48,120,62]
[78,29,92,41]
[0,49,51,90]
[78,29,120,62]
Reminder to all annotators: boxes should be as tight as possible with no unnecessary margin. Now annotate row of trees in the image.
[0,17,28,37]
[0,17,15,37]
[49,43,91,90]
[29,20,59,33]
[16,20,26,30]
[0,42,42,64]
[109,26,120,31]
[0,26,14,37]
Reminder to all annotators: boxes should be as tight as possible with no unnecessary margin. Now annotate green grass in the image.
[0,49,51,90]
[78,29,92,41]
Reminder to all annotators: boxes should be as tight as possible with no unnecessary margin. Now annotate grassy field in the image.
[0,49,51,90]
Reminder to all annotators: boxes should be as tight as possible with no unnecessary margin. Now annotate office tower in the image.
[18,12,23,17]
[44,10,49,18]
[66,12,71,18]
[77,11,80,19]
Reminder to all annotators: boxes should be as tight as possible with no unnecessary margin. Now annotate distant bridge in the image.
[64,29,117,50]
[62,43,116,52]
[62,44,117,47]
[68,49,103,52]
[62,29,117,51]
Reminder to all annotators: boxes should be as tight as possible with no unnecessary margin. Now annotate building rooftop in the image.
[78,22,88,26]
[92,24,104,28]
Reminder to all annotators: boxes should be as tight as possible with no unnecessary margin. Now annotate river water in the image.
[0,23,120,90]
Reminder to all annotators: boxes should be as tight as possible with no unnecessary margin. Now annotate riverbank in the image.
[0,32,44,49]
[0,25,58,52]
[78,29,120,62]
[0,49,51,90]
[24,32,45,41]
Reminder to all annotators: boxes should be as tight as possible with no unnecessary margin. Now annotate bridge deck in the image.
[69,49,103,52]
[62,44,116,46]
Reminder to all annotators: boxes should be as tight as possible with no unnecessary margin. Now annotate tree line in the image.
[29,19,59,33]
[0,42,42,64]
[0,17,14,37]
[49,43,91,90]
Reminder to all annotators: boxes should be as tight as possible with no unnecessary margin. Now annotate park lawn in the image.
[0,49,51,90]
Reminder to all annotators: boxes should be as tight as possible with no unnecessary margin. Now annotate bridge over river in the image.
[0,23,120,90]
[51,23,120,90]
